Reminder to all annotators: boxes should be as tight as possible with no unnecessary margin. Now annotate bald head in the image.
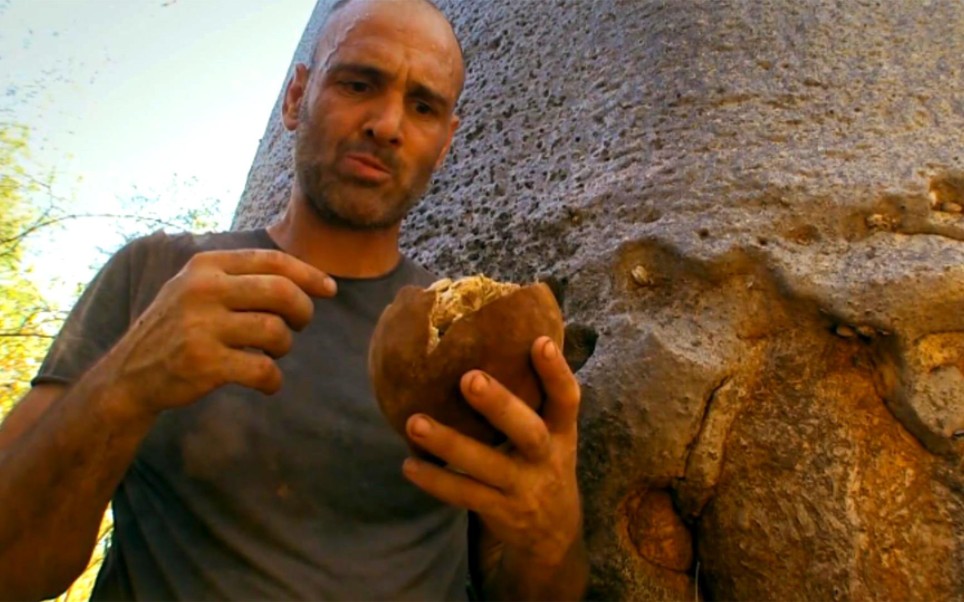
[308,0,465,100]
[324,0,450,27]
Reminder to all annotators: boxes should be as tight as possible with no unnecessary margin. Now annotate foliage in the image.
[0,126,225,418]
[0,122,224,601]
[2,3,224,599]
[0,124,57,415]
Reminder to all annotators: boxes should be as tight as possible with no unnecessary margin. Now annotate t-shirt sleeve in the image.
[33,234,157,387]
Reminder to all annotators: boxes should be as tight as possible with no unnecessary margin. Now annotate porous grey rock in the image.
[236,0,964,599]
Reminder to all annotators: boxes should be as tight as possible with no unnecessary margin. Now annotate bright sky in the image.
[0,0,317,301]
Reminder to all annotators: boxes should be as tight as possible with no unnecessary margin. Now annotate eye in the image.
[341,80,371,94]
[414,101,436,116]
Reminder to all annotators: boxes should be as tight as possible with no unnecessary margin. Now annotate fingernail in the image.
[543,339,558,359]
[410,415,432,437]
[325,276,338,294]
[403,458,419,475]
[470,372,488,394]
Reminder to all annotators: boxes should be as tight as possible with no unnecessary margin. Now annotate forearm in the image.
[482,535,589,601]
[0,356,156,600]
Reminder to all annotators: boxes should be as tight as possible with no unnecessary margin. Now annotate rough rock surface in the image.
[235,0,964,599]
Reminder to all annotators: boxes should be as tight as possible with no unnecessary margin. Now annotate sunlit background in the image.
[2,0,316,301]
[0,0,317,598]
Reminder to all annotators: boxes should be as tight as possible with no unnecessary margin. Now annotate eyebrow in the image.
[410,82,449,111]
[329,62,383,82]
[328,61,452,110]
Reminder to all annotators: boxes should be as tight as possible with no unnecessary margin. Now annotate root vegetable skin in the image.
[368,277,564,458]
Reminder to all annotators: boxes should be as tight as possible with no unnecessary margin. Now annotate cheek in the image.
[306,104,352,151]
[414,130,451,169]
[313,130,345,167]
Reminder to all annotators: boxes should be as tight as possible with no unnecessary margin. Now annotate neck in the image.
[267,190,403,279]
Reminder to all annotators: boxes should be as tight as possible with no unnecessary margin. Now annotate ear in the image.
[282,64,311,132]
[433,114,461,170]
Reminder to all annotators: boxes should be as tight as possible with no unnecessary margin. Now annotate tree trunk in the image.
[236,1,964,599]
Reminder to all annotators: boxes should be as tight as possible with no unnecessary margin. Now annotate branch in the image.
[0,331,56,340]
[1,211,190,249]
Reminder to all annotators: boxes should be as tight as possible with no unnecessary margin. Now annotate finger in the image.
[221,348,283,395]
[460,371,551,461]
[531,337,581,437]
[197,249,337,299]
[222,274,315,331]
[402,456,506,515]
[220,312,293,359]
[406,414,515,490]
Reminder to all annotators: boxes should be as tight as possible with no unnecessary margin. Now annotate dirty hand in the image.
[402,336,583,567]
[106,249,336,415]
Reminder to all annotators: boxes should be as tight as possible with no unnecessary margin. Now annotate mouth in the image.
[342,152,392,182]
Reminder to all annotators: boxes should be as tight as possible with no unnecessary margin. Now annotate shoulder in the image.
[118,228,272,274]
[123,228,270,256]
[187,229,277,253]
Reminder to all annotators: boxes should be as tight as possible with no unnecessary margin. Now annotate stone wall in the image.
[235,1,964,599]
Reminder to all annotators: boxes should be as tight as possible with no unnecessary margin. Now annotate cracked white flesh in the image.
[426,275,520,353]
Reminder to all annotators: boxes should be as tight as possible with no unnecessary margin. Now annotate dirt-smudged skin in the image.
[368,276,564,459]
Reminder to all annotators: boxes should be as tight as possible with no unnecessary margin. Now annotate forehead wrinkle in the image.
[323,31,460,106]
[311,0,463,100]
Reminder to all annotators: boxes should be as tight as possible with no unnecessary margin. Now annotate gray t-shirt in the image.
[34,229,470,600]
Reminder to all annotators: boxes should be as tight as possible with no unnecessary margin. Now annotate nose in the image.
[363,94,404,147]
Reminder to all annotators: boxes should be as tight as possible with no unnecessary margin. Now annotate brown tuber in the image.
[368,275,565,458]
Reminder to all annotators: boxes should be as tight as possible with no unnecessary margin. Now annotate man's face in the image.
[291,0,462,230]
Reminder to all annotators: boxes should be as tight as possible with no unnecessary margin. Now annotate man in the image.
[0,0,588,599]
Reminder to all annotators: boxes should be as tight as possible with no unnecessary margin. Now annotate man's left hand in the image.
[401,335,583,569]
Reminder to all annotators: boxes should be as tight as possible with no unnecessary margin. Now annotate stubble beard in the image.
[293,105,428,231]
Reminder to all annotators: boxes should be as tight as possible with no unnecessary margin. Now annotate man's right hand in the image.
[0,247,336,600]
[105,249,336,416]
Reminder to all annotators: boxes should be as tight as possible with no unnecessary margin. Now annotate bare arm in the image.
[0,249,335,600]
[0,378,155,600]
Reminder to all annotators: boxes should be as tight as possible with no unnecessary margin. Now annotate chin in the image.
[314,201,406,231]
[304,179,421,230]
